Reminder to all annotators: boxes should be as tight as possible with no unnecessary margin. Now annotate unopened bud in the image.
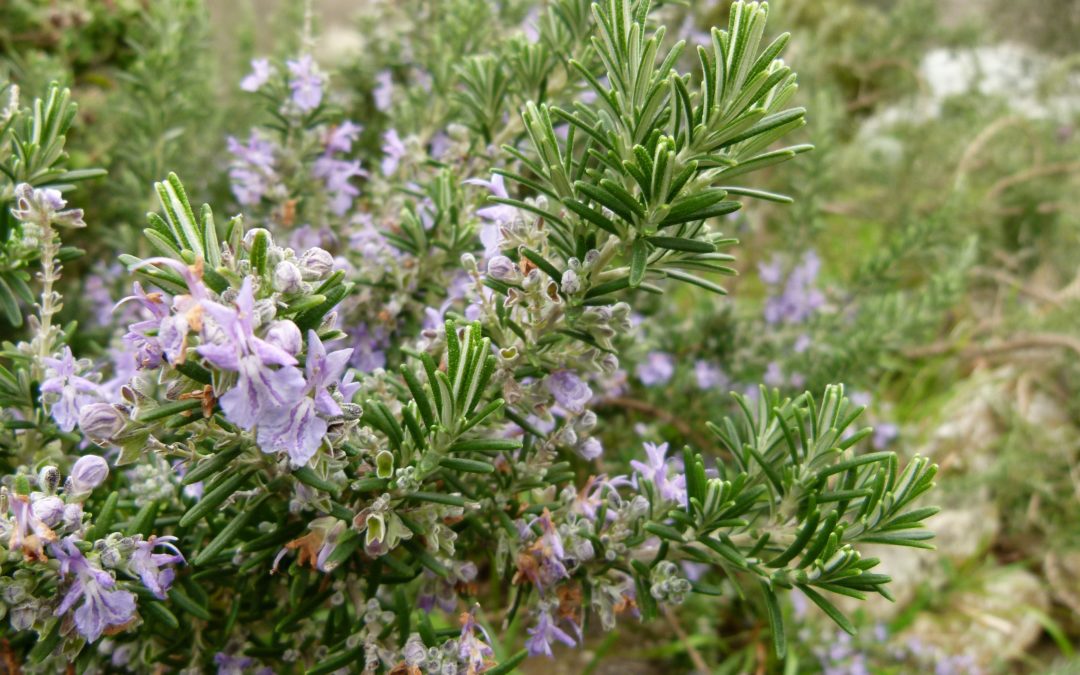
[273,260,303,293]
[299,247,334,279]
[69,455,110,495]
[78,403,125,441]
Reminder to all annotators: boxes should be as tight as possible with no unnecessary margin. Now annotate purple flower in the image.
[40,347,101,432]
[312,156,365,215]
[240,58,275,92]
[228,133,279,206]
[762,251,825,325]
[253,332,352,468]
[7,493,57,561]
[286,54,324,111]
[578,437,602,460]
[545,370,592,414]
[325,120,362,154]
[694,360,728,390]
[130,535,184,599]
[348,323,388,372]
[381,129,407,176]
[255,397,325,467]
[764,361,785,388]
[52,538,137,643]
[117,282,171,369]
[198,278,306,430]
[373,69,394,111]
[630,442,686,504]
[873,422,899,449]
[526,605,577,657]
[636,351,675,386]
[214,652,255,675]
[515,510,569,592]
[304,330,353,417]
[458,606,495,673]
[11,183,85,228]
[465,173,516,257]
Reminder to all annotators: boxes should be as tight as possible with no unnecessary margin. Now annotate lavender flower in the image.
[52,537,137,642]
[630,442,686,504]
[694,360,728,390]
[240,58,275,92]
[40,346,101,432]
[545,370,592,414]
[465,173,516,257]
[458,606,495,673]
[312,156,365,215]
[227,132,279,206]
[11,183,86,228]
[198,278,306,430]
[348,322,388,372]
[636,351,675,386]
[286,55,324,111]
[525,604,577,657]
[373,69,394,111]
[130,535,185,599]
[325,120,362,154]
[304,330,353,417]
[6,492,57,561]
[762,251,826,325]
[381,129,407,176]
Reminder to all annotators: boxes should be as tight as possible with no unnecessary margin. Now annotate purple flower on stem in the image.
[381,129,407,176]
[130,535,184,599]
[40,347,101,432]
[286,54,324,111]
[7,493,57,561]
[52,537,137,643]
[312,156,365,215]
[636,351,675,386]
[198,278,306,430]
[458,605,495,673]
[465,173,516,257]
[373,69,394,111]
[348,323,388,372]
[694,360,728,390]
[325,121,363,154]
[526,605,577,657]
[630,442,686,504]
[240,58,275,92]
[514,509,569,593]
[545,370,592,414]
[304,330,353,417]
[762,251,825,325]
[228,133,279,206]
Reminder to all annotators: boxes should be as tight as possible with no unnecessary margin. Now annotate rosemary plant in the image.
[0,2,940,673]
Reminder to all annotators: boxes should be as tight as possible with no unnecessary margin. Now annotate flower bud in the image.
[69,455,110,494]
[78,403,125,441]
[486,255,518,282]
[560,268,581,294]
[273,260,303,293]
[243,227,274,250]
[299,247,334,279]
[63,502,83,527]
[459,252,477,273]
[38,466,61,494]
[265,320,303,355]
[31,495,65,527]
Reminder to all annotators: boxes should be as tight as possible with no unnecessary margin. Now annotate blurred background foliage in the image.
[2,0,1078,672]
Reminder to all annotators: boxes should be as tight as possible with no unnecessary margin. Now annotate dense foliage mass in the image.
[1,0,1078,673]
